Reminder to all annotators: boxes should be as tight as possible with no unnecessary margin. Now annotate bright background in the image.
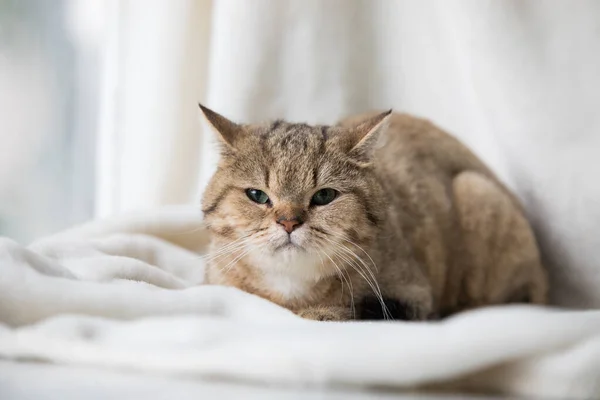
[0,0,103,243]
[1,0,599,307]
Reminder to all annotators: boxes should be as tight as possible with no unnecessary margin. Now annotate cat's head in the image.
[200,105,391,278]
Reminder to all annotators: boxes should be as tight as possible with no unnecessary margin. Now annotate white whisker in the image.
[338,234,380,272]
[218,244,254,274]
[200,236,252,262]
[317,245,356,319]
[170,226,206,236]
[323,237,392,320]
[325,233,382,298]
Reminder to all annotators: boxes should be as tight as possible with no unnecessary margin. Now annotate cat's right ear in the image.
[199,103,242,151]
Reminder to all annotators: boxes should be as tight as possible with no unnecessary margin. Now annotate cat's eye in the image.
[245,189,270,204]
[311,188,338,206]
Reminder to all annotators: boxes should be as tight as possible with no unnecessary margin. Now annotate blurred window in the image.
[0,0,105,242]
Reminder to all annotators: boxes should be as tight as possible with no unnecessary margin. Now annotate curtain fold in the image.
[96,0,212,217]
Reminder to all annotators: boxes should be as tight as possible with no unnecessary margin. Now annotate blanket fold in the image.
[0,206,598,399]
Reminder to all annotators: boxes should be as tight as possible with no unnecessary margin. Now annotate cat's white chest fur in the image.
[262,272,316,301]
[250,250,325,302]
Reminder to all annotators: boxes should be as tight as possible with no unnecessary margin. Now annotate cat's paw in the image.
[297,306,351,321]
[359,290,433,321]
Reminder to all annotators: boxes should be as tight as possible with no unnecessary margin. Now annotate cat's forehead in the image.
[232,122,346,196]
[260,121,325,150]
[262,123,326,196]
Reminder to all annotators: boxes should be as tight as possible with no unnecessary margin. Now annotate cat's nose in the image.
[277,217,302,233]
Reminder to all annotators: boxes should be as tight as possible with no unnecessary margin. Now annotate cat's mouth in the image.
[274,236,306,252]
[275,241,304,251]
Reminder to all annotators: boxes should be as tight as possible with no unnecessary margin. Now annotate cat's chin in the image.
[250,245,326,281]
[271,244,307,260]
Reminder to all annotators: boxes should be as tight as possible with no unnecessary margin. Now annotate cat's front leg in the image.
[394,285,435,320]
[358,283,435,321]
[297,306,353,321]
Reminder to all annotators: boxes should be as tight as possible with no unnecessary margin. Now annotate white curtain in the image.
[97,0,600,307]
[96,0,211,217]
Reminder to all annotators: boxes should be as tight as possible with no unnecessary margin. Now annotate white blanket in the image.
[1,206,599,399]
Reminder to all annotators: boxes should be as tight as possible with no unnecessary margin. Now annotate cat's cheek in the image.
[223,196,268,224]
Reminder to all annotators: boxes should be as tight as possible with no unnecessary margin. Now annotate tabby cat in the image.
[200,104,547,321]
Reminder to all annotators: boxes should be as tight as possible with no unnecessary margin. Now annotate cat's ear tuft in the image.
[346,110,392,164]
[199,103,242,151]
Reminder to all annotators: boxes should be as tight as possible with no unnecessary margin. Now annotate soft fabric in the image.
[1,206,599,399]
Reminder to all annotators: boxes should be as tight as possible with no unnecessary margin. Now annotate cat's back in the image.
[337,110,504,247]
[338,111,547,314]
[338,111,518,236]
[338,111,494,182]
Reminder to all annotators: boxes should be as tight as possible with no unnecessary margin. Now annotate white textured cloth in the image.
[1,207,599,399]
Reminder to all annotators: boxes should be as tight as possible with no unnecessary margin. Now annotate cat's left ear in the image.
[198,103,243,152]
[345,110,392,164]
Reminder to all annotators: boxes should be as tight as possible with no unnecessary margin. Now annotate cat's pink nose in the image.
[277,218,302,233]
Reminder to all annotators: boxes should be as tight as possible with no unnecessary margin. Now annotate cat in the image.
[199,104,548,321]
